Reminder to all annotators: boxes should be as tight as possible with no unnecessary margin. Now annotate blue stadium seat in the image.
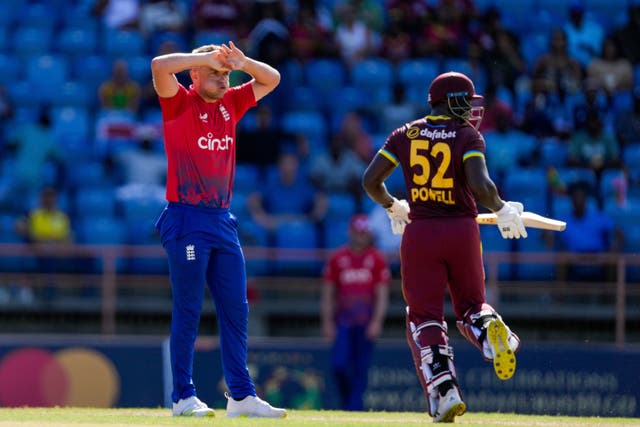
[350,58,393,106]
[326,193,357,222]
[11,26,52,57]
[286,86,322,112]
[0,26,6,52]
[540,138,569,167]
[613,90,633,114]
[65,161,110,190]
[72,54,111,93]
[480,226,515,281]
[385,168,407,199]
[103,30,145,58]
[0,54,21,83]
[50,106,91,150]
[230,192,250,221]
[7,81,41,108]
[520,32,549,68]
[281,110,327,145]
[552,194,599,220]
[555,167,597,189]
[323,218,350,249]
[515,228,557,281]
[503,168,548,201]
[397,59,440,87]
[599,168,627,203]
[193,31,234,47]
[234,164,260,194]
[274,220,320,274]
[74,187,117,219]
[304,59,347,91]
[76,217,127,245]
[23,2,59,28]
[53,81,94,108]
[127,55,152,85]
[237,219,270,276]
[279,59,304,91]
[125,222,167,275]
[56,27,98,56]
[623,143,640,166]
[26,55,70,102]
[119,196,166,223]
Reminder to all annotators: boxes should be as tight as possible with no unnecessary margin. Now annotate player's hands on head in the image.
[385,197,411,235]
[495,201,527,239]
[220,41,247,70]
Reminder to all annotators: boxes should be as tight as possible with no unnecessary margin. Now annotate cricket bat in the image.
[476,211,566,231]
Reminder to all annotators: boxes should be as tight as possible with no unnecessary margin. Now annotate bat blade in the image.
[476,211,566,231]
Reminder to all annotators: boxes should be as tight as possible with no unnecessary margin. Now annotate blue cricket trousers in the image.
[332,324,374,411]
[156,202,256,403]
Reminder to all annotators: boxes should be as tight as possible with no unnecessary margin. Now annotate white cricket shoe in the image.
[172,396,215,417]
[433,388,466,423]
[225,393,287,418]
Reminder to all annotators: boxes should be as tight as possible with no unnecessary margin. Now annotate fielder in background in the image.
[321,214,390,411]
[362,71,526,423]
[151,41,286,418]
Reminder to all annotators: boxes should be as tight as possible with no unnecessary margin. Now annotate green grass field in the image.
[0,408,637,427]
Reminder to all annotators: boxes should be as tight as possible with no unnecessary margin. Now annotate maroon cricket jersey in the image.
[158,82,256,208]
[379,115,485,220]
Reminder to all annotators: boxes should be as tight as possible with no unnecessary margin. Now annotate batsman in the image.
[362,71,525,423]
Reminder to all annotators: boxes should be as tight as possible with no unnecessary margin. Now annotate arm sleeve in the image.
[224,82,257,122]
[378,127,403,166]
[158,84,189,121]
[461,128,486,162]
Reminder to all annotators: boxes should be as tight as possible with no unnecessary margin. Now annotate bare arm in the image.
[362,153,397,208]
[150,51,230,98]
[464,156,504,212]
[221,41,280,101]
[367,284,389,340]
[321,283,336,341]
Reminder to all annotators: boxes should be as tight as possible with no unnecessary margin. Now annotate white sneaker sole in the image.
[227,412,287,419]
[487,318,516,380]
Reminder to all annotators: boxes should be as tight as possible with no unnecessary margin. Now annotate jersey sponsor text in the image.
[197,133,234,151]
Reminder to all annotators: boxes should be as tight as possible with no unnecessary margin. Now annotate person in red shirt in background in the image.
[321,214,390,411]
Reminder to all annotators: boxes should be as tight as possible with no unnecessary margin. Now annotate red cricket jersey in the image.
[323,246,390,326]
[379,115,485,219]
[158,82,256,208]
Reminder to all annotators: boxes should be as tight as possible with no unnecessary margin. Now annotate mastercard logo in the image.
[0,347,120,407]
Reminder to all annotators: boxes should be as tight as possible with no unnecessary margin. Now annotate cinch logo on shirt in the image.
[197,133,234,151]
[339,268,373,284]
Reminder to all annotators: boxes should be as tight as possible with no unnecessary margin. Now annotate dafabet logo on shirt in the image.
[197,133,234,151]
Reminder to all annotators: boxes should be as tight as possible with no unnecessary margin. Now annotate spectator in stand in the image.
[336,111,374,164]
[310,133,366,206]
[321,213,390,411]
[568,110,620,180]
[15,187,73,303]
[335,0,385,35]
[414,0,475,58]
[380,19,412,65]
[564,0,604,69]
[553,181,623,282]
[533,29,583,103]
[246,1,291,68]
[614,3,640,64]
[478,85,514,133]
[99,59,142,115]
[2,109,61,214]
[616,86,640,148]
[587,37,633,97]
[572,78,612,134]
[379,82,419,135]
[92,0,140,30]
[247,150,327,237]
[0,85,13,151]
[474,7,527,98]
[289,2,334,63]
[114,125,166,189]
[191,0,244,35]
[139,0,188,39]
[520,78,569,139]
[237,104,297,171]
[333,3,376,67]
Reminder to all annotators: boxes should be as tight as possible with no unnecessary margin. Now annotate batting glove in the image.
[495,201,527,239]
[385,197,411,235]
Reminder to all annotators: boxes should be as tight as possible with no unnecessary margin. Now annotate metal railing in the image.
[0,243,638,346]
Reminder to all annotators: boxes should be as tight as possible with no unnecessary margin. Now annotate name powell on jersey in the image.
[197,133,234,151]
